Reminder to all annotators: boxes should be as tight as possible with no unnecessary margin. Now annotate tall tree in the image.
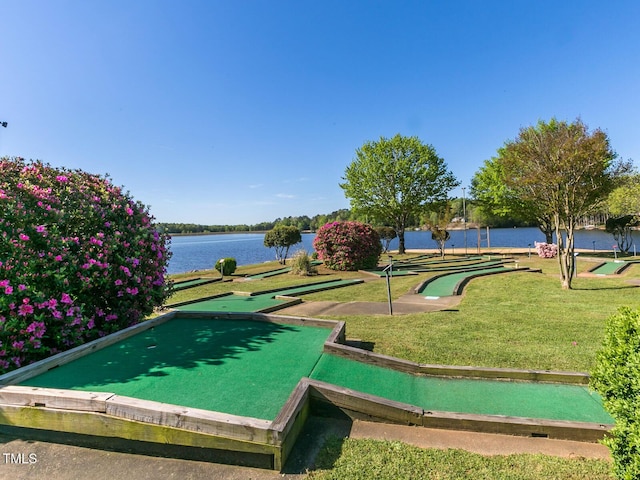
[498,118,626,289]
[340,134,459,254]
[471,157,554,242]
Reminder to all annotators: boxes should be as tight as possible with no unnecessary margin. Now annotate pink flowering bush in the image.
[313,221,382,271]
[535,241,558,258]
[0,157,171,373]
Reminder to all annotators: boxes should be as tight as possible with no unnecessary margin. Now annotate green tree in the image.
[498,118,626,289]
[605,215,639,253]
[340,134,459,254]
[263,225,302,265]
[375,226,397,253]
[608,174,640,217]
[471,157,554,243]
[424,200,453,258]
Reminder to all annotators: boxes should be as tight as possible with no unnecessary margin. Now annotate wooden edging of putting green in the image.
[323,336,590,384]
[305,379,611,443]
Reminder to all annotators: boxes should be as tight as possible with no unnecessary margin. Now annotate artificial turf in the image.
[310,354,613,424]
[20,317,331,421]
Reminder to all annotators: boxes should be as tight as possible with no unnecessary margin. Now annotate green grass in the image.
[164,253,637,479]
[301,257,640,372]
[165,256,640,371]
[308,438,613,480]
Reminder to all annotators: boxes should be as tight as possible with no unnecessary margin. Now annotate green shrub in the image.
[590,307,640,479]
[289,250,317,276]
[215,257,237,276]
[313,221,382,271]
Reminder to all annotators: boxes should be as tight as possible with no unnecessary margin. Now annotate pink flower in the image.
[60,293,73,304]
[19,233,30,241]
[36,225,47,233]
[18,304,34,316]
[56,175,68,182]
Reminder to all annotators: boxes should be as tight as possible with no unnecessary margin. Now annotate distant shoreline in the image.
[166,230,269,237]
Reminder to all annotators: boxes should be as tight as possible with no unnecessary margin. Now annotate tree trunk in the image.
[555,217,571,290]
[538,217,554,244]
[397,228,406,254]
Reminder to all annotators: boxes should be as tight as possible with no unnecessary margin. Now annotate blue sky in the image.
[1,1,638,225]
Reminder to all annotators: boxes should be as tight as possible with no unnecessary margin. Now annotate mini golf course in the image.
[417,265,535,298]
[171,277,220,291]
[0,309,614,471]
[0,267,614,471]
[168,278,364,313]
[589,260,631,275]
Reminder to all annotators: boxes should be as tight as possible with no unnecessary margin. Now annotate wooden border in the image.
[306,380,610,443]
[323,338,590,384]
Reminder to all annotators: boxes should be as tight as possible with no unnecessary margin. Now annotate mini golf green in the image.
[20,317,331,421]
[309,355,613,424]
[419,266,512,298]
[590,260,627,275]
[171,278,219,291]
[174,279,362,313]
[177,293,289,312]
[17,317,613,426]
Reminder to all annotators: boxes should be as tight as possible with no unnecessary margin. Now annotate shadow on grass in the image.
[572,284,639,291]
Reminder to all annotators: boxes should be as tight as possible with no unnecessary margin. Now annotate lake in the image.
[167,227,621,274]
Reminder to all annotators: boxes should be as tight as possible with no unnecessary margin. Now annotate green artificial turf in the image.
[176,293,288,312]
[419,266,511,297]
[310,354,613,424]
[21,317,331,420]
[589,261,626,275]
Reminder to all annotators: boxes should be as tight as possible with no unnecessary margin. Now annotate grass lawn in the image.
[307,438,613,480]
[164,252,638,479]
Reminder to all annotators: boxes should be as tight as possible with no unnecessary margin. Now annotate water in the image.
[167,227,620,274]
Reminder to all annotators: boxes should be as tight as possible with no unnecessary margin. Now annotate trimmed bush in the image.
[289,250,317,276]
[313,221,382,271]
[591,307,640,479]
[0,157,171,373]
[215,257,237,276]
